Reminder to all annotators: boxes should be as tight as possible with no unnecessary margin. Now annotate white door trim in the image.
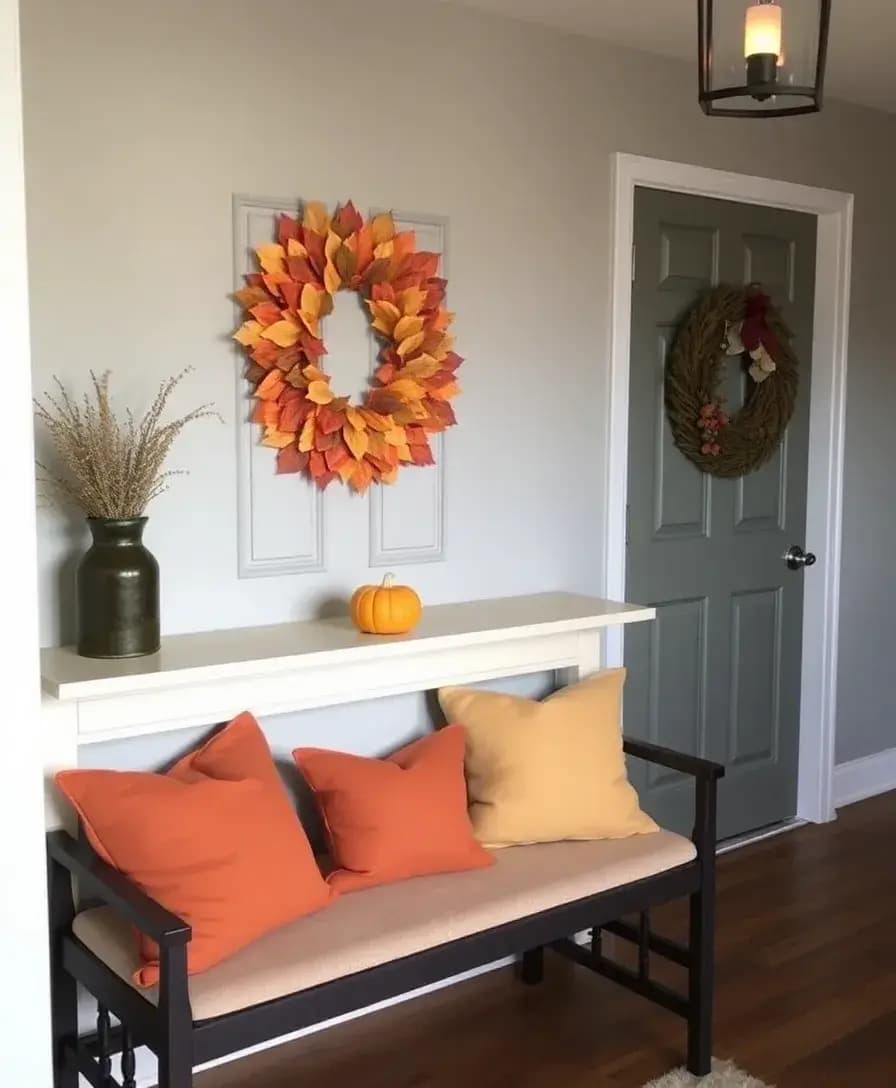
[605,152,853,825]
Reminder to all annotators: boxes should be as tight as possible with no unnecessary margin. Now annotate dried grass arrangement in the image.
[34,370,218,519]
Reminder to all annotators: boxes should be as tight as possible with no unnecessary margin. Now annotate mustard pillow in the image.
[438,669,657,847]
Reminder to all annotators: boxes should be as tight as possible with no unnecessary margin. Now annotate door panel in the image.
[625,187,816,841]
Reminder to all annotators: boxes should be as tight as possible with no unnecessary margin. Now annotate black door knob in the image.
[785,545,816,571]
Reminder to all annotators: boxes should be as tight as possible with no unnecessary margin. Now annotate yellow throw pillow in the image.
[438,669,658,847]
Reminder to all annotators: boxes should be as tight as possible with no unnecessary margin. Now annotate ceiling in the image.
[437,1,896,114]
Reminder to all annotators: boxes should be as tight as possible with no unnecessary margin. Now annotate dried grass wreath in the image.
[666,284,798,478]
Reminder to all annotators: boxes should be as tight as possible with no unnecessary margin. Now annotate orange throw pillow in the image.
[56,712,332,987]
[293,725,493,893]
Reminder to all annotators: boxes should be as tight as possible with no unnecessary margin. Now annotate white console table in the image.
[40,591,654,825]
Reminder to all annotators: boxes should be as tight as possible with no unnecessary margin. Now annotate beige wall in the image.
[21,0,896,764]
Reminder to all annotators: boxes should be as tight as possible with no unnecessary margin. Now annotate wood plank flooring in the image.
[196,793,896,1087]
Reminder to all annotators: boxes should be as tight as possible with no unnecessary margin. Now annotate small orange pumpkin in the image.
[350,572,422,635]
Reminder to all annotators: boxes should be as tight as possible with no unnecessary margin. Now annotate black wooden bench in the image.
[47,737,723,1087]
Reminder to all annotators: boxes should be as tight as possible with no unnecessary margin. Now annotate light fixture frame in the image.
[697,0,832,117]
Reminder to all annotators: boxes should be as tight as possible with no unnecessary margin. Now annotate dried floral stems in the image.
[34,370,219,518]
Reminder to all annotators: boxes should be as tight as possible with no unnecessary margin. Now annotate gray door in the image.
[624,186,816,841]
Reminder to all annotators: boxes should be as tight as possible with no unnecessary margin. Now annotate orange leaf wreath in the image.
[233,200,462,492]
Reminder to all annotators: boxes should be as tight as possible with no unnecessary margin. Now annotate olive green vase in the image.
[76,517,160,658]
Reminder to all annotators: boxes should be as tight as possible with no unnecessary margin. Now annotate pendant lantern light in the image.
[698,0,831,117]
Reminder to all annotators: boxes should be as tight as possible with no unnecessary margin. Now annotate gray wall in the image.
[21,0,896,766]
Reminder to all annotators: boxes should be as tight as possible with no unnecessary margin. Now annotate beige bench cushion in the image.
[73,830,695,1021]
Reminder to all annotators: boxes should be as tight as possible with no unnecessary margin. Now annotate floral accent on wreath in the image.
[722,290,780,384]
[232,201,461,492]
[696,400,729,457]
[666,284,799,479]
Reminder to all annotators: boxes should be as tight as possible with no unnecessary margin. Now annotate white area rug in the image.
[644,1059,773,1088]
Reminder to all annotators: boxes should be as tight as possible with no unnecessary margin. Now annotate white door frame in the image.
[605,153,853,825]
[1,0,55,1082]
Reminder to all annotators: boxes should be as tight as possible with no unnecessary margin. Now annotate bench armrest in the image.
[623,737,724,859]
[623,738,725,782]
[47,829,191,947]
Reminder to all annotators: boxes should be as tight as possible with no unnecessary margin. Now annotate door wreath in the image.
[232,201,461,493]
[665,284,799,478]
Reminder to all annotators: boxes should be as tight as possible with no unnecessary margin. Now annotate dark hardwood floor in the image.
[196,793,896,1087]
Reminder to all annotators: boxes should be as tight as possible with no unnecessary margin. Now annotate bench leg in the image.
[686,772,717,1077]
[520,946,544,985]
[48,854,78,1088]
[686,886,713,1076]
[158,944,193,1088]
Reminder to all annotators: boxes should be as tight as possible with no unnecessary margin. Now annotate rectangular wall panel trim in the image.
[232,194,325,579]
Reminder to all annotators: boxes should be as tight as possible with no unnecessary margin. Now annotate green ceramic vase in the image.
[76,517,160,658]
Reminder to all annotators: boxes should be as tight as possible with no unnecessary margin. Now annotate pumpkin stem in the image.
[382,572,395,589]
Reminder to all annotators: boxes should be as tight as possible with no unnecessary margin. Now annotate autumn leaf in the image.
[396,331,425,359]
[331,200,363,239]
[399,286,426,316]
[324,263,341,295]
[302,201,330,236]
[256,371,286,402]
[371,211,396,245]
[335,244,357,284]
[256,243,286,275]
[384,426,407,447]
[410,443,435,466]
[350,459,374,493]
[365,258,392,285]
[262,427,295,449]
[278,214,301,246]
[373,240,395,261]
[401,355,440,380]
[233,320,262,347]
[367,391,404,415]
[343,424,369,461]
[302,364,328,383]
[300,331,327,358]
[245,362,267,385]
[391,231,416,265]
[250,340,280,368]
[316,404,344,435]
[359,408,393,432]
[375,362,397,386]
[387,378,425,401]
[286,236,307,257]
[300,283,323,318]
[287,256,317,283]
[306,380,334,405]
[353,224,374,276]
[280,281,301,313]
[298,414,316,452]
[336,459,356,484]
[276,445,307,474]
[234,285,271,310]
[394,314,424,343]
[279,397,309,434]
[308,450,327,478]
[304,230,326,275]
[396,443,413,462]
[367,299,401,337]
[252,400,279,426]
[345,406,366,431]
[325,442,350,471]
[314,429,340,452]
[274,345,302,371]
[260,319,301,348]
[430,381,460,401]
[441,351,464,372]
[249,301,282,327]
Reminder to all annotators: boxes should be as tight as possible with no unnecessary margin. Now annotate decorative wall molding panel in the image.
[368,210,448,567]
[233,195,325,579]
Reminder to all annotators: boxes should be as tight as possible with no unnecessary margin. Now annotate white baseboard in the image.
[833,746,896,809]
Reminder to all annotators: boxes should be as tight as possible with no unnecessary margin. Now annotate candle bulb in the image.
[744,1,782,98]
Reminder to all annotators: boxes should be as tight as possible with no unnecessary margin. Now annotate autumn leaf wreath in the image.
[233,201,461,493]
